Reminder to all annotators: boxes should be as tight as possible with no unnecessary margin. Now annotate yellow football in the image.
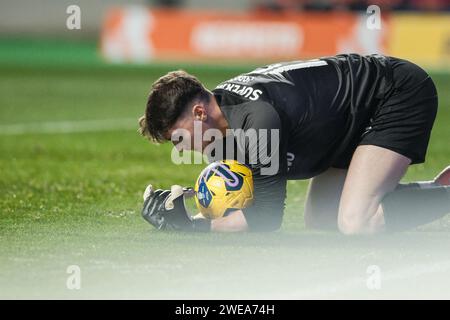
[194,160,254,219]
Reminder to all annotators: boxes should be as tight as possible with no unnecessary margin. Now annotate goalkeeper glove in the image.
[141,184,210,232]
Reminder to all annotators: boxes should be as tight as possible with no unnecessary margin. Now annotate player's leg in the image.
[306,162,450,233]
[304,168,347,230]
[434,165,450,186]
[381,166,450,231]
[336,57,448,234]
[337,145,411,235]
[338,146,450,234]
[395,165,450,190]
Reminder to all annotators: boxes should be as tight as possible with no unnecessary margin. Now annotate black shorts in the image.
[335,57,438,167]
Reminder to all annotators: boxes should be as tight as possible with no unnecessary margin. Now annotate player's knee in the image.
[338,209,369,235]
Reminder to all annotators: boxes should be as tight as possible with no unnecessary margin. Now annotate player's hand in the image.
[141,184,210,231]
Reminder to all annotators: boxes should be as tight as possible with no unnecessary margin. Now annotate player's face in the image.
[166,108,214,153]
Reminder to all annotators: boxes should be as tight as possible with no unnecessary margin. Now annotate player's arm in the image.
[210,209,248,232]
[141,180,285,233]
[142,102,287,233]
[191,210,247,232]
[141,184,246,232]
[210,101,288,232]
[209,172,287,233]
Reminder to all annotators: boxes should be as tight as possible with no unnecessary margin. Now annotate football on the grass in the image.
[194,160,254,219]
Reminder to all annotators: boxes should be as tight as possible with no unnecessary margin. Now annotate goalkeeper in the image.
[138,54,450,234]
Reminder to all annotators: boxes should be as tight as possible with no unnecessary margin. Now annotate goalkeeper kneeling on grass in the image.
[138,54,450,234]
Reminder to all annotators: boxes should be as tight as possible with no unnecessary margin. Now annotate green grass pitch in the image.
[1,40,450,299]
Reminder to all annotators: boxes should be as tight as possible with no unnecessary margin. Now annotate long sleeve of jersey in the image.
[220,100,288,231]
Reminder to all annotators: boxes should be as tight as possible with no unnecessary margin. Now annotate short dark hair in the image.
[139,70,210,143]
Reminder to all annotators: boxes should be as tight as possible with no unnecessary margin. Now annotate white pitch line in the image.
[0,118,139,135]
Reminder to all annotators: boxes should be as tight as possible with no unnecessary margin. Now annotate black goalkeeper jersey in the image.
[211,53,395,231]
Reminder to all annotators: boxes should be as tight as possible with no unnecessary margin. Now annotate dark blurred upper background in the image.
[0,0,448,39]
[0,0,448,68]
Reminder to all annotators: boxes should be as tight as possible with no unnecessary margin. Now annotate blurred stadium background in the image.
[1,0,448,66]
[1,1,450,299]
